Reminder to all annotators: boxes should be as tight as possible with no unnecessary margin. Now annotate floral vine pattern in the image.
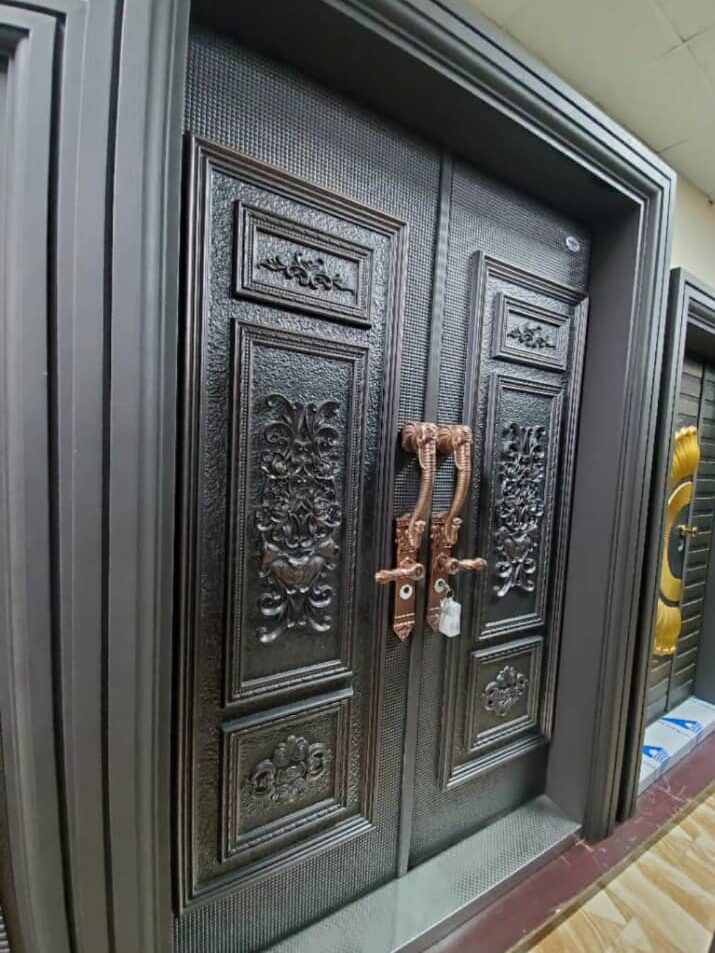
[244,734,332,804]
[493,422,547,598]
[255,395,343,644]
[258,250,353,294]
[507,321,556,350]
[482,665,528,717]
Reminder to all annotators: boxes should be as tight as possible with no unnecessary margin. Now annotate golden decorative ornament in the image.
[653,426,700,656]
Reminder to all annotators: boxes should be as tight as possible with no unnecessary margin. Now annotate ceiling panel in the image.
[651,0,715,41]
[467,0,715,197]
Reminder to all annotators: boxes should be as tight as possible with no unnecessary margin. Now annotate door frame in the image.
[620,268,715,817]
[70,0,675,949]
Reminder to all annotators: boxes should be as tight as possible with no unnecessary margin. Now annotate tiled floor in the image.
[523,789,715,953]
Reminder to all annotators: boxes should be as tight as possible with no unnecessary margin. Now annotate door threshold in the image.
[266,796,579,953]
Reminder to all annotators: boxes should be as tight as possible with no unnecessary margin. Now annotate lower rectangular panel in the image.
[446,637,545,789]
[221,688,357,866]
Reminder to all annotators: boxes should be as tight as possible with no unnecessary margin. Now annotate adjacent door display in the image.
[647,355,715,721]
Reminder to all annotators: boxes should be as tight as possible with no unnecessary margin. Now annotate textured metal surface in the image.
[410,160,590,865]
[265,796,578,953]
[647,355,715,722]
[176,28,440,952]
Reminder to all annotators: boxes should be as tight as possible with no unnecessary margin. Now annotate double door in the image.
[175,31,590,952]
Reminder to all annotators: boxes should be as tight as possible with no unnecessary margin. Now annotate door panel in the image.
[180,141,405,902]
[176,30,441,952]
[410,162,590,864]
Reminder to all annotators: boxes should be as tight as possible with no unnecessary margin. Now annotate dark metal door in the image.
[408,161,590,864]
[175,32,441,953]
[175,29,591,952]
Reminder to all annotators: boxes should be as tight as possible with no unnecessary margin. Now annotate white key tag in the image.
[438,595,461,638]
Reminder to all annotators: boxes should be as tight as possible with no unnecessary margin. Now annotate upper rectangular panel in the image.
[235,204,374,325]
[492,293,570,371]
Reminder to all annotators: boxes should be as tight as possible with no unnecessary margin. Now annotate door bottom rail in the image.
[266,796,578,953]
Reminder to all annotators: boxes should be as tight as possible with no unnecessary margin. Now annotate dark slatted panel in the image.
[0,906,10,953]
[647,355,715,721]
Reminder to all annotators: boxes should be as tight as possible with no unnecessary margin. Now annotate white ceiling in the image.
[466,0,715,198]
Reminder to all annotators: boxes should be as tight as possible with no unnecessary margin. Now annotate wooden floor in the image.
[523,790,715,953]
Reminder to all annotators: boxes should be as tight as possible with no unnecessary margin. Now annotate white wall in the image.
[671,176,715,290]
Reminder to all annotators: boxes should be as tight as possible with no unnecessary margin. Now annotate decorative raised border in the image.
[492,293,570,371]
[480,373,564,640]
[438,254,588,792]
[177,138,407,910]
[226,324,368,703]
[235,203,374,326]
[220,688,360,871]
[465,637,543,757]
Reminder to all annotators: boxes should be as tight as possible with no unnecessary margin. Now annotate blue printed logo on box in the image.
[643,745,669,765]
[661,717,703,736]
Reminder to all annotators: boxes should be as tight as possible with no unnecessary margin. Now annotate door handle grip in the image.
[678,523,699,538]
[438,556,487,576]
[375,421,437,641]
[427,424,487,630]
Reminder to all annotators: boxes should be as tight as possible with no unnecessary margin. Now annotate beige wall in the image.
[671,176,715,290]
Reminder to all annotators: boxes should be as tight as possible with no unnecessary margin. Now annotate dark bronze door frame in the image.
[0,1,676,951]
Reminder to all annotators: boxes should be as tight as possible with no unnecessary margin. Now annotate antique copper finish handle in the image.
[437,555,487,576]
[427,424,487,630]
[375,421,437,641]
[375,563,426,585]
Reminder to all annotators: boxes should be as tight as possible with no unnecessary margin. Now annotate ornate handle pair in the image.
[375,422,486,640]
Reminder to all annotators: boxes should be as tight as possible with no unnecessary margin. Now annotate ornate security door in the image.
[407,162,590,865]
[174,31,591,953]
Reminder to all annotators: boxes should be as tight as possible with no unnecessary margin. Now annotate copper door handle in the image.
[427,424,487,630]
[375,421,437,641]
[437,556,487,576]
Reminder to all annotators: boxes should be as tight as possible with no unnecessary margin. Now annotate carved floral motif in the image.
[258,250,353,294]
[244,734,332,804]
[255,395,343,643]
[482,665,528,717]
[507,321,556,350]
[493,422,547,598]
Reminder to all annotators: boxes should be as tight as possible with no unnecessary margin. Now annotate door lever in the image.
[375,421,437,640]
[427,424,487,631]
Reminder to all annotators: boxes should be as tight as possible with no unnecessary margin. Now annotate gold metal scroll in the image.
[653,425,701,656]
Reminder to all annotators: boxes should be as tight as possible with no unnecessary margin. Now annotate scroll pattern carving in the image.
[482,665,528,717]
[244,734,333,804]
[493,422,547,598]
[507,321,555,350]
[256,395,343,643]
[258,251,353,294]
